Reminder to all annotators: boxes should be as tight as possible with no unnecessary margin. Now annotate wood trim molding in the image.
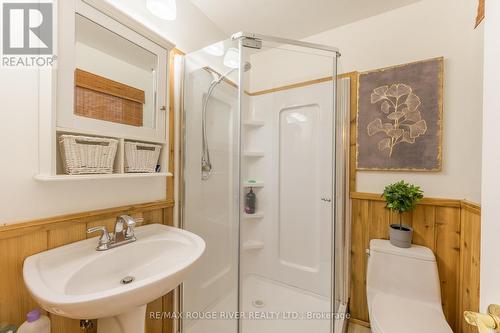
[349,318,371,328]
[461,200,481,214]
[203,66,239,89]
[458,203,481,333]
[247,72,356,96]
[350,191,463,207]
[0,200,174,240]
[248,76,333,96]
[167,49,184,223]
[345,72,359,193]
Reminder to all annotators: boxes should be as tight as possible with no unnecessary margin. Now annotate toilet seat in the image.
[370,294,452,333]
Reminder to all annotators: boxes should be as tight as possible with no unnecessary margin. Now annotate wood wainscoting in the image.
[0,200,175,333]
[349,192,481,333]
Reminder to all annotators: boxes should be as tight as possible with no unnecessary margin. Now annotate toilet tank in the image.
[366,239,442,309]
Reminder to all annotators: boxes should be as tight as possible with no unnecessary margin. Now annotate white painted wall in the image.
[250,0,484,202]
[0,68,166,225]
[480,0,500,311]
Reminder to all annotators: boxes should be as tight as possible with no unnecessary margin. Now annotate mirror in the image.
[75,14,158,129]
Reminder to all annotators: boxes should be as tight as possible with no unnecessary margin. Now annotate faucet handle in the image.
[126,219,136,237]
[116,215,142,239]
[87,226,111,245]
[125,216,143,238]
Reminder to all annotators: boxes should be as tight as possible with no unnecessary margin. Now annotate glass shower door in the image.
[181,35,346,333]
[237,37,339,333]
[181,39,241,333]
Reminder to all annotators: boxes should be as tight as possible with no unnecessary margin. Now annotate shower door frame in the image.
[233,32,347,333]
[179,32,348,333]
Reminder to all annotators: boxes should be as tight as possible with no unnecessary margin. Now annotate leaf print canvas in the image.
[357,58,443,171]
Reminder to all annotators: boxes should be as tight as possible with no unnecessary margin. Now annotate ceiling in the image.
[106,0,226,52]
[104,0,422,52]
[189,0,422,40]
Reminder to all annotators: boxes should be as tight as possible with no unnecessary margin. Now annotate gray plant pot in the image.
[389,224,413,248]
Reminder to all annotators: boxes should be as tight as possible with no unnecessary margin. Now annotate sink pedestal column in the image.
[97,305,147,333]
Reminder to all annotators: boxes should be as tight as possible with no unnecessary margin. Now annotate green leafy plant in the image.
[382,180,424,230]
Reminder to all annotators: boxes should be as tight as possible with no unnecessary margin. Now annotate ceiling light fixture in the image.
[146,0,177,21]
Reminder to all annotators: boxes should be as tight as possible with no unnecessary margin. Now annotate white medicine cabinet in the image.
[37,0,175,181]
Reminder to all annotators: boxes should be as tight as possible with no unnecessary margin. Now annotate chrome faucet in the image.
[87,215,144,251]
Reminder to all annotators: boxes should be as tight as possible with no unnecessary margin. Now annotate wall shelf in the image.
[244,120,265,128]
[243,151,265,158]
[242,240,264,250]
[244,212,264,219]
[35,172,172,182]
[244,181,264,188]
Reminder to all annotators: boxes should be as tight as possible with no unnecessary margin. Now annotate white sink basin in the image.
[23,224,205,333]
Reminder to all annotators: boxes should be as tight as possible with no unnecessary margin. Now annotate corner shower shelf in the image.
[243,240,264,250]
[244,181,264,188]
[244,212,264,219]
[243,151,265,158]
[244,120,265,128]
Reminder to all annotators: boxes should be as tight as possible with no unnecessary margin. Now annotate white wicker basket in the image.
[59,135,118,175]
[124,141,162,173]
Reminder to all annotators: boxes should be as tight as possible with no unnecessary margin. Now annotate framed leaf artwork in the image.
[356,57,443,171]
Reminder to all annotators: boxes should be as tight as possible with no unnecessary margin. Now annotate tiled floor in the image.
[348,322,372,333]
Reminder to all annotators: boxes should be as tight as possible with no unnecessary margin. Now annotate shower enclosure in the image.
[180,33,350,333]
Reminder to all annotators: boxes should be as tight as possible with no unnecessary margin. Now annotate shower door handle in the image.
[321,197,332,203]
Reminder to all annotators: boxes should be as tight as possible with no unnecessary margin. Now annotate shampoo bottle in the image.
[245,188,256,214]
[17,310,50,333]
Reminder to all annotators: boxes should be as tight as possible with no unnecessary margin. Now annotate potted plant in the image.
[382,180,424,248]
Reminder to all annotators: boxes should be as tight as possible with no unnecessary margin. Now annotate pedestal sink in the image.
[23,224,205,333]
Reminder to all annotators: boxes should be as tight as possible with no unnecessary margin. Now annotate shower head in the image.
[214,62,252,84]
[202,60,252,181]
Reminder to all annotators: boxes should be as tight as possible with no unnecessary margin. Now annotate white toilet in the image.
[366,239,453,333]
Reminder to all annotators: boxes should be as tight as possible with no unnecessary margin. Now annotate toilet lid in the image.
[370,294,453,333]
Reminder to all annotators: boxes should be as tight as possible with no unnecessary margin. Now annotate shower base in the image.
[184,274,343,333]
[241,274,330,333]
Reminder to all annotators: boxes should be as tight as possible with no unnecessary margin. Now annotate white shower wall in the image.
[241,81,334,298]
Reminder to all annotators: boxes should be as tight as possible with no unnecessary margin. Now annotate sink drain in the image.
[252,299,265,308]
[120,276,135,285]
